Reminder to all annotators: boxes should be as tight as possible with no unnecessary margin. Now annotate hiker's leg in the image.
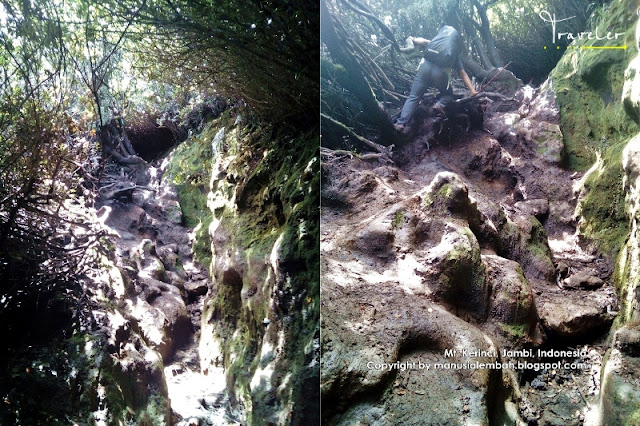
[397,61,432,125]
[432,67,454,109]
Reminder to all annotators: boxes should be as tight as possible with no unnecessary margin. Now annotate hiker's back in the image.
[423,26,463,68]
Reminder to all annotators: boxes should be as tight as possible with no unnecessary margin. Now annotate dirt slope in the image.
[321,85,618,425]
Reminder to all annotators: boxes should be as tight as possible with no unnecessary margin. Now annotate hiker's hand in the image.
[400,37,416,53]
[470,89,478,96]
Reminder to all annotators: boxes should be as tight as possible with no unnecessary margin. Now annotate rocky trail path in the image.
[402,106,617,425]
[321,85,620,424]
[96,158,243,425]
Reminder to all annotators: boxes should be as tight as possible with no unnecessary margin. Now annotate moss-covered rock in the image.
[431,224,488,321]
[483,254,538,338]
[422,172,481,226]
[167,112,319,424]
[551,9,637,171]
[548,0,637,262]
[496,214,556,282]
[615,4,640,321]
[600,348,640,425]
[165,120,220,267]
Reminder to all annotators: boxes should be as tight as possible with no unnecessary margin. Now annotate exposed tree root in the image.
[321,113,394,160]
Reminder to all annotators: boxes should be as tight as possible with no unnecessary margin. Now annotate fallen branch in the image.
[456,91,515,105]
[383,89,405,102]
[320,147,393,164]
[321,147,354,160]
[321,113,394,160]
[99,184,156,201]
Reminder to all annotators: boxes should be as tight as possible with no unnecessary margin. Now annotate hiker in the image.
[395,25,477,132]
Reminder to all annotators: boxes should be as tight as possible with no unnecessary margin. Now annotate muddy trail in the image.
[96,157,243,425]
[321,85,619,424]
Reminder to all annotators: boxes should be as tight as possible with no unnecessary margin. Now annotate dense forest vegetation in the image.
[320,0,604,145]
[1,0,319,423]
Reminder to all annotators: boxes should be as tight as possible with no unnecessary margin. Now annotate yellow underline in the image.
[580,45,627,49]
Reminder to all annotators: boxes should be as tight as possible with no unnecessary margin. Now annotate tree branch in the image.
[321,113,394,160]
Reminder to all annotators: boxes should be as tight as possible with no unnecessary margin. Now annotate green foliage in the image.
[490,0,596,84]
[118,0,319,124]
[0,1,105,330]
[0,333,103,424]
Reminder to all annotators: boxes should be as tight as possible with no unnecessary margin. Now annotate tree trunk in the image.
[472,0,503,67]
[462,57,522,95]
[100,120,146,165]
[461,15,493,70]
[462,57,495,81]
[320,0,397,145]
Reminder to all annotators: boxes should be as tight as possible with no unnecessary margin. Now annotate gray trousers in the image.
[396,60,452,125]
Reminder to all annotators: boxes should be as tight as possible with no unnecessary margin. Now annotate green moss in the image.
[422,183,454,213]
[201,116,319,422]
[166,122,219,267]
[500,323,527,338]
[578,145,629,259]
[392,210,404,230]
[437,183,452,198]
[551,1,634,265]
[526,215,554,260]
[602,358,640,425]
[550,0,638,171]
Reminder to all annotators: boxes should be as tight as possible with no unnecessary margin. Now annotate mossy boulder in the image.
[483,254,538,337]
[548,0,636,263]
[498,214,555,282]
[515,118,564,164]
[430,224,488,321]
[614,322,640,356]
[600,348,640,425]
[422,172,481,226]
[173,113,319,424]
[131,239,168,283]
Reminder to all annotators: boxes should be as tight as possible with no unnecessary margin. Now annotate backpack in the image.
[423,26,463,68]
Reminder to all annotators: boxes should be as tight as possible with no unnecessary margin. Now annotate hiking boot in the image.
[394,123,405,132]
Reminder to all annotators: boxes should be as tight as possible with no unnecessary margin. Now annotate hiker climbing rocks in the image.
[395,25,477,132]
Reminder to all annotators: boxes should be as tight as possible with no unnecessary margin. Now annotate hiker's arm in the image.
[459,69,477,96]
[412,37,430,47]
[399,36,430,52]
